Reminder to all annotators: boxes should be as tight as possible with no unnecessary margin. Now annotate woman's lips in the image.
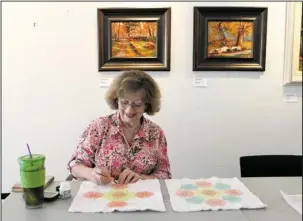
[125,113,136,118]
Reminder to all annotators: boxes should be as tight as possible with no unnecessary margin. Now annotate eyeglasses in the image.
[118,99,145,110]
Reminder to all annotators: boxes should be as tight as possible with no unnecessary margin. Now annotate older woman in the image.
[67,70,171,185]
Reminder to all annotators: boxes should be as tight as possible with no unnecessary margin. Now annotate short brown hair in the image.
[105,70,161,115]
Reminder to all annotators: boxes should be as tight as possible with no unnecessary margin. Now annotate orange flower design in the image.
[111,184,128,189]
[112,191,128,198]
[83,191,103,199]
[176,190,195,198]
[225,189,243,196]
[196,181,212,188]
[135,191,154,198]
[107,201,128,208]
[200,189,217,196]
[206,199,226,207]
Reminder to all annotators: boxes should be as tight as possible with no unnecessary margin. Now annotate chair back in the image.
[240,155,302,177]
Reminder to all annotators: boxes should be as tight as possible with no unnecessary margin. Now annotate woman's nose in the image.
[124,105,135,113]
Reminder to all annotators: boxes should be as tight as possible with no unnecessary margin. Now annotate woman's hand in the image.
[91,167,113,185]
[117,168,141,184]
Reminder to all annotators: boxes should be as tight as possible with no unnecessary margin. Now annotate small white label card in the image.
[99,78,113,88]
[193,78,207,87]
[283,94,298,103]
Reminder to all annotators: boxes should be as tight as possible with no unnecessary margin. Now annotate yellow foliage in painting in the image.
[207,21,254,58]
[111,21,157,58]
[208,21,253,42]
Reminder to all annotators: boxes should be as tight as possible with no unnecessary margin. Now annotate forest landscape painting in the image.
[208,21,253,58]
[98,8,171,71]
[111,21,157,58]
[193,7,268,71]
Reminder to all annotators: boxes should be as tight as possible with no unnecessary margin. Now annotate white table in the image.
[2,177,302,221]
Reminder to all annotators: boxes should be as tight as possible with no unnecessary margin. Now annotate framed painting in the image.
[193,7,268,71]
[283,2,302,85]
[97,8,171,71]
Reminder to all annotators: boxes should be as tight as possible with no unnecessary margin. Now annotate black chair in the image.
[1,193,10,200]
[240,155,303,177]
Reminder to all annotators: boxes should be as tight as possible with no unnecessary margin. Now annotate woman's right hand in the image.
[91,167,113,185]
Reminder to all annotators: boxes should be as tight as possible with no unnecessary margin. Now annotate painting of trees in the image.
[193,7,268,71]
[208,21,253,58]
[235,22,253,47]
[112,22,123,41]
[143,22,156,40]
[208,22,228,43]
[111,21,157,58]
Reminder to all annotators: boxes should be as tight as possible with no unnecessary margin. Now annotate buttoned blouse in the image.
[67,112,171,179]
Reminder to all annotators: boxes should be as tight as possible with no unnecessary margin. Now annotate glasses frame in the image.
[117,98,146,110]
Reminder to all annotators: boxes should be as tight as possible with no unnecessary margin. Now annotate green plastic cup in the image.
[18,154,45,209]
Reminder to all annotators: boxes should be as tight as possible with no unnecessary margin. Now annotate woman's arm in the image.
[67,119,102,180]
[148,130,172,179]
[71,164,94,181]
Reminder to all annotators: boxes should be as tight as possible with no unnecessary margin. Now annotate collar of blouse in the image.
[108,112,152,142]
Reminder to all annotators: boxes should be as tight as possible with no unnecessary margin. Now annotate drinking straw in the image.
[26,143,33,158]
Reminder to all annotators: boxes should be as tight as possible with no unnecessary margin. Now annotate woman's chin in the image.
[122,116,137,124]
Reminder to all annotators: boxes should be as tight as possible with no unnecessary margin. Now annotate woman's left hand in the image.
[118,168,141,184]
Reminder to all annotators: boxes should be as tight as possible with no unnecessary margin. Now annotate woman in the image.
[67,70,171,185]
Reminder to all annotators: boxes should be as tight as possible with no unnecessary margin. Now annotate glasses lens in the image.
[133,100,144,107]
[119,100,129,106]
[118,99,144,109]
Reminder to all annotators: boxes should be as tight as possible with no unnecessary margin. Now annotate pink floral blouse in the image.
[67,112,171,179]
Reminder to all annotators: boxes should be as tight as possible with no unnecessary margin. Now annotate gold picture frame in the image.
[284,2,302,85]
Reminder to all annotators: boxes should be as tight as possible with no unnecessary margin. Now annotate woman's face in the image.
[118,90,146,126]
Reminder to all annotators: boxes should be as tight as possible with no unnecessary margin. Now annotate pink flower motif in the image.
[196,181,212,187]
[176,190,195,198]
[206,199,226,207]
[225,189,243,196]
[138,130,145,137]
[201,189,217,196]
[147,142,153,148]
[135,191,154,198]
[107,201,128,208]
[112,159,119,168]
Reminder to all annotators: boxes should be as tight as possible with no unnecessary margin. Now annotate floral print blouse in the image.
[67,112,171,179]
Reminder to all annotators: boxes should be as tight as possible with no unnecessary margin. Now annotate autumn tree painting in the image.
[208,21,253,58]
[111,21,157,58]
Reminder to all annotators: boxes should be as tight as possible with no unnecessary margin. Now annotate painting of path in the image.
[111,21,157,58]
[208,21,254,58]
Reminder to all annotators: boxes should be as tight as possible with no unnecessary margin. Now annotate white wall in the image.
[2,2,302,192]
